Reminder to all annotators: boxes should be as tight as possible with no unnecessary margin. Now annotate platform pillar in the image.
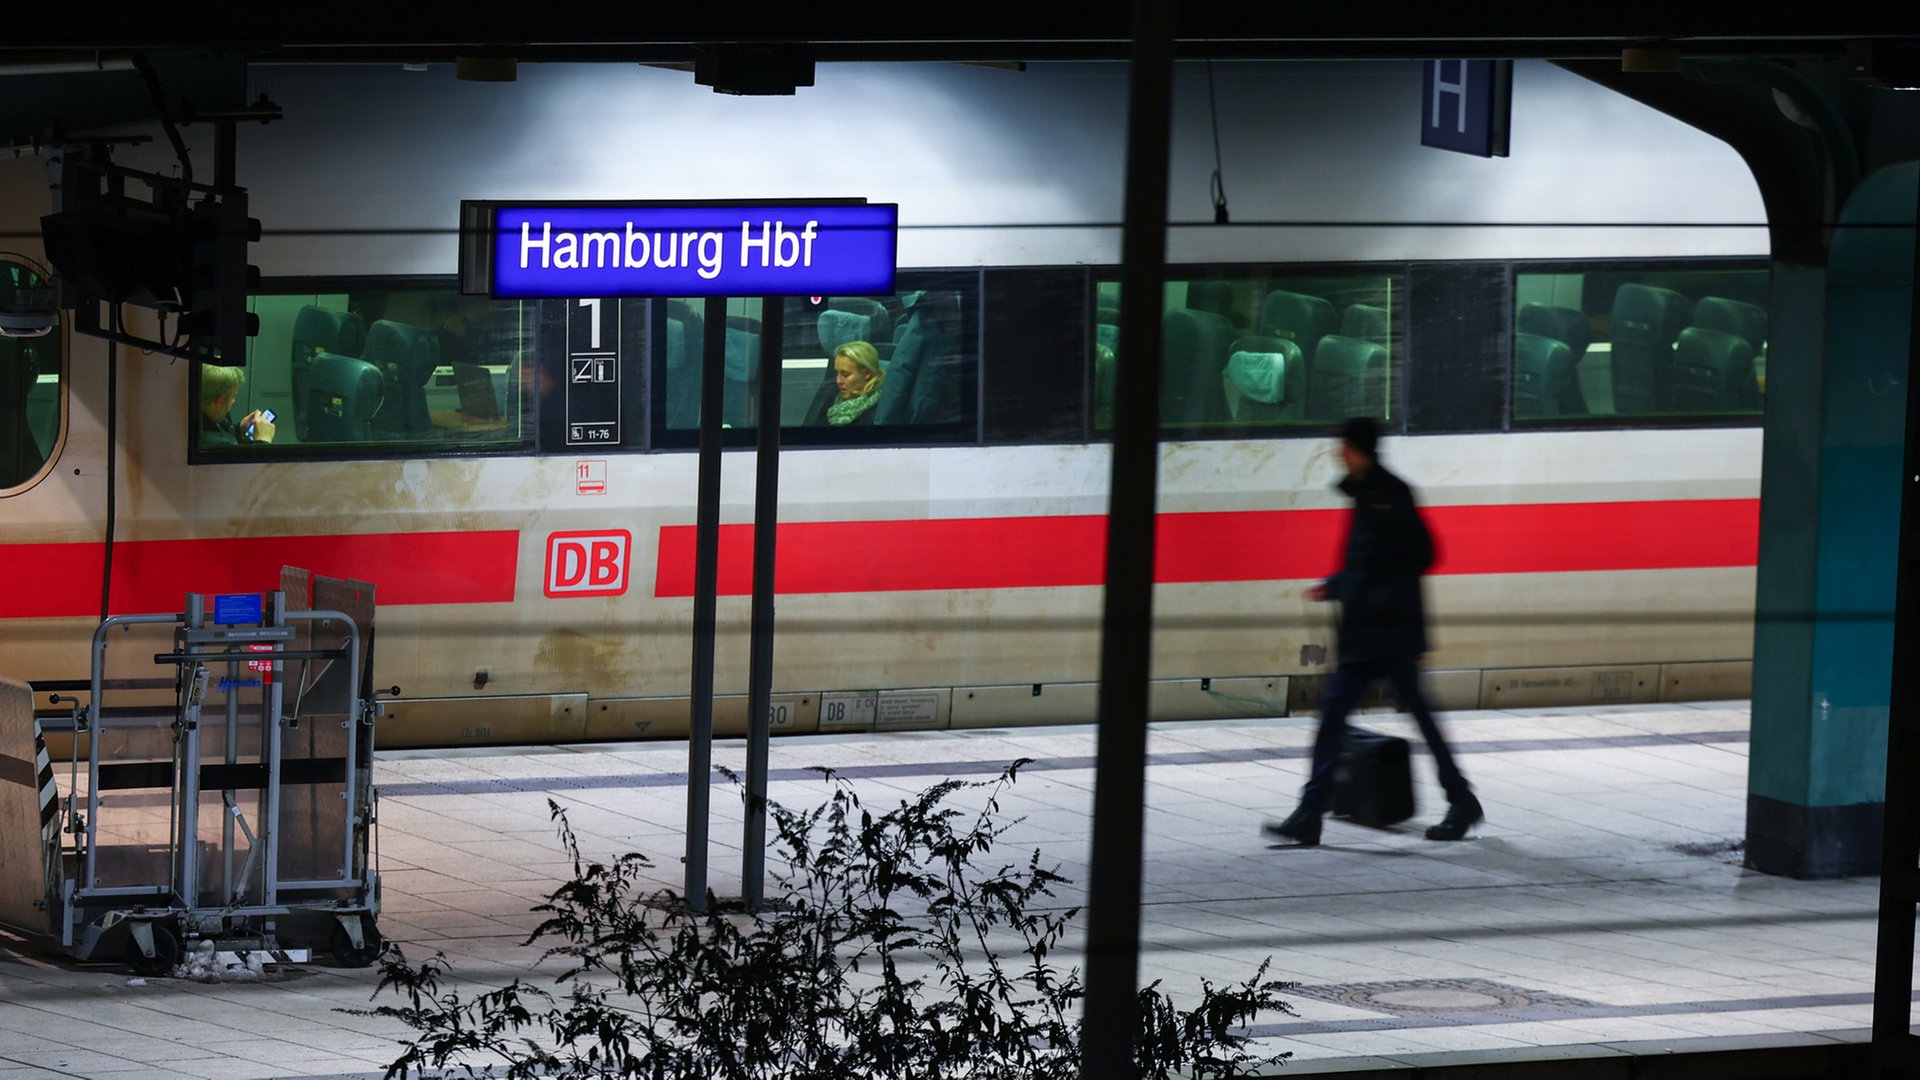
[1748,163,1915,879]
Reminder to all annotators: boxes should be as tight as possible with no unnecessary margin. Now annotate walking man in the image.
[1265,417,1482,846]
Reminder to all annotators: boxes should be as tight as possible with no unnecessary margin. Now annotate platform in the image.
[0,700,1891,1078]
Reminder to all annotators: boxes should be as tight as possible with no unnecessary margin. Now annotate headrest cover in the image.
[1227,350,1286,404]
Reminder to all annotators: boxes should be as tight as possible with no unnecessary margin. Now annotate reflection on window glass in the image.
[1512,268,1767,422]
[662,288,968,431]
[211,289,534,454]
[1095,273,1396,432]
[0,259,60,487]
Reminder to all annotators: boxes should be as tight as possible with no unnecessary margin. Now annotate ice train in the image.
[0,58,1769,747]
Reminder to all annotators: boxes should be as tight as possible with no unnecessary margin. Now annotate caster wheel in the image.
[127,920,180,976]
[330,915,382,967]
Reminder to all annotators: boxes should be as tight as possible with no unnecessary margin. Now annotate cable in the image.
[1206,58,1230,225]
[130,54,192,192]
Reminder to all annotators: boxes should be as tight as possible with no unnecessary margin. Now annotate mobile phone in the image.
[243,409,275,441]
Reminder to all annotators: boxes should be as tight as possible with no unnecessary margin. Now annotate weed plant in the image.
[360,760,1294,1078]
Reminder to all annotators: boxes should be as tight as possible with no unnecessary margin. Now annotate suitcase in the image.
[1332,727,1415,827]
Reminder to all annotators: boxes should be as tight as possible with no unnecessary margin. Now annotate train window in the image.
[0,258,62,490]
[1510,266,1768,424]
[652,273,979,447]
[197,287,536,458]
[1093,272,1399,434]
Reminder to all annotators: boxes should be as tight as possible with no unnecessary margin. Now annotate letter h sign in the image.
[1421,60,1512,158]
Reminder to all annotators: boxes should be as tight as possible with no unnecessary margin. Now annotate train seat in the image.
[876,290,963,425]
[1159,306,1236,425]
[1670,326,1756,412]
[1095,302,1121,355]
[289,306,365,441]
[818,297,891,354]
[1338,303,1390,346]
[1306,334,1388,421]
[1258,290,1336,366]
[1516,303,1593,414]
[361,320,440,438]
[1512,332,1576,419]
[662,300,702,430]
[1691,296,1768,358]
[724,320,760,427]
[1223,335,1302,423]
[1608,283,1690,414]
[306,353,385,442]
[1186,280,1240,328]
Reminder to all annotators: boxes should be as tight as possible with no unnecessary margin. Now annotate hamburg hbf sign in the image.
[461,200,898,298]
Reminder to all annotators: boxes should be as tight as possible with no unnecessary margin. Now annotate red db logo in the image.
[545,530,632,598]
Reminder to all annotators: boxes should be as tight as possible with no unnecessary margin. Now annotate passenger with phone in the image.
[199,364,276,446]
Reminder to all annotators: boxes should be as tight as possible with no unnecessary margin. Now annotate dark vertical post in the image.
[214,120,237,191]
[685,295,728,911]
[1080,1,1175,1077]
[743,299,784,910]
[1871,171,1920,1077]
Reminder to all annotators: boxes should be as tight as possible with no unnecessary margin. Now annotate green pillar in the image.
[1749,162,1915,878]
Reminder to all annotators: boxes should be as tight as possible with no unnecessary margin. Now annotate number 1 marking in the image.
[579,298,602,350]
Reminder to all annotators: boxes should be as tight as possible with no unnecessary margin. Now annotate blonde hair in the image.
[200,364,245,408]
[834,340,884,397]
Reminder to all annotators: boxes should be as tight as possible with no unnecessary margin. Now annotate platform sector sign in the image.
[467,201,899,298]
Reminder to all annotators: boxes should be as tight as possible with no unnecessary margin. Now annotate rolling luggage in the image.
[1332,727,1415,827]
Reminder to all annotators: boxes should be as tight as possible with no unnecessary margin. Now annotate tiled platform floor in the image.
[0,700,1894,1077]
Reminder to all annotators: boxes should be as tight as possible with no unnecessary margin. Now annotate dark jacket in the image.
[1324,461,1435,662]
[201,413,242,447]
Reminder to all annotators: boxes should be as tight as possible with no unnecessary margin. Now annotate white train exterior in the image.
[0,59,1767,747]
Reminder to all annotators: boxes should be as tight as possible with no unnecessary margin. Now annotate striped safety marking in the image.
[0,531,519,619]
[36,722,56,854]
[654,499,1761,597]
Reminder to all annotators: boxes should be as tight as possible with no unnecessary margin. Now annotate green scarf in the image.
[827,390,880,426]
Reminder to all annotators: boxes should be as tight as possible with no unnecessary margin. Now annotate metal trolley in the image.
[39,575,383,973]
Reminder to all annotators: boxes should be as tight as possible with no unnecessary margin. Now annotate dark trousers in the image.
[1298,655,1471,816]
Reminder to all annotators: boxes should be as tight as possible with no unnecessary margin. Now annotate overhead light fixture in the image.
[694,45,815,95]
[455,55,517,82]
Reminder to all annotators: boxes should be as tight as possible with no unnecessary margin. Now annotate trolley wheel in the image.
[330,915,383,968]
[127,920,180,976]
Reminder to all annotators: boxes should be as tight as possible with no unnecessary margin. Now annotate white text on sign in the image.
[519,220,820,280]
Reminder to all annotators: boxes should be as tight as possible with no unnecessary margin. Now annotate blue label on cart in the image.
[212,593,263,626]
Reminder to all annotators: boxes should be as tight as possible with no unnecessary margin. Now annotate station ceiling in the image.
[3,3,1917,64]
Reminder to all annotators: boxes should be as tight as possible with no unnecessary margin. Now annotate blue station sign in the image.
[463,201,898,299]
[1420,60,1512,159]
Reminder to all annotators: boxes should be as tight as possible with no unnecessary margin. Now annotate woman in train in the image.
[198,364,276,446]
[827,340,885,426]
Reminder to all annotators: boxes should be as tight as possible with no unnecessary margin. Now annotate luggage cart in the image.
[38,581,382,973]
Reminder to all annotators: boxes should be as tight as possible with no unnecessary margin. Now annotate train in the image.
[0,58,1769,748]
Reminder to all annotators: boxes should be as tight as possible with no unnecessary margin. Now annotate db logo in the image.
[545,530,632,598]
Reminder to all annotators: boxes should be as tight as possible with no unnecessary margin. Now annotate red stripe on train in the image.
[653,499,1760,597]
[0,531,519,619]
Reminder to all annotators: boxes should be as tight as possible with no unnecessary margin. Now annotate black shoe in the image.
[1262,807,1322,846]
[1425,794,1483,841]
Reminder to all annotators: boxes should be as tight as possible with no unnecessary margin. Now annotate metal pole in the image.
[1870,164,1920,1078]
[685,296,728,911]
[1081,2,1176,1077]
[743,299,784,910]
